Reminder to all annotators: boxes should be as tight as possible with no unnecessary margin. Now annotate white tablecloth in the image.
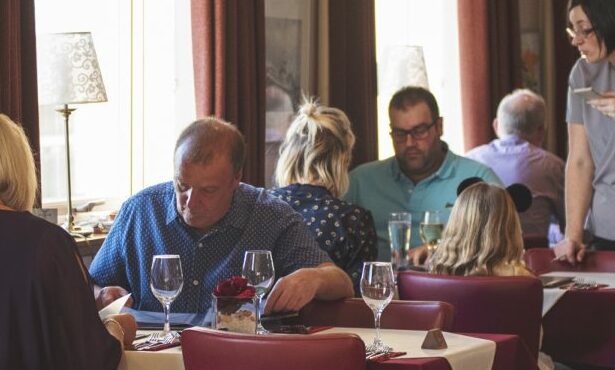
[121,328,496,370]
[541,272,615,316]
[318,327,495,370]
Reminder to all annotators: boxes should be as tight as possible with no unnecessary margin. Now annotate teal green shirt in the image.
[344,144,502,261]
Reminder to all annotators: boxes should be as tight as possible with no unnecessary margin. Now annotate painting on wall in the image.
[521,32,541,93]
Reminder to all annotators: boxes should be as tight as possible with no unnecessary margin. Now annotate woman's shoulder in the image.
[569,57,611,89]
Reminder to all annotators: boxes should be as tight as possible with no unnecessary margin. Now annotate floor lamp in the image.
[37,32,107,234]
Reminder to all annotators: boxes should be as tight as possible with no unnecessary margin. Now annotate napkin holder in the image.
[421,328,447,349]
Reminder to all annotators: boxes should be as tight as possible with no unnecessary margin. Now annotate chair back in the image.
[523,234,549,249]
[524,248,615,274]
[182,327,366,370]
[299,298,454,331]
[397,271,542,359]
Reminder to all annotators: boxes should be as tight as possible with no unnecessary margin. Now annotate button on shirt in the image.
[269,184,378,294]
[89,182,330,313]
[466,135,565,238]
[344,143,501,260]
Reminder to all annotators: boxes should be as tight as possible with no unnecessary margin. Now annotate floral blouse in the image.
[269,184,378,295]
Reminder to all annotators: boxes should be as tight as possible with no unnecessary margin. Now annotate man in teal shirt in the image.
[344,86,501,263]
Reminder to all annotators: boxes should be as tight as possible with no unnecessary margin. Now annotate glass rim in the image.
[363,261,393,267]
[244,250,272,254]
[152,254,181,259]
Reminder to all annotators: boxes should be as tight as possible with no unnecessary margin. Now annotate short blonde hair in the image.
[430,183,524,276]
[0,114,37,211]
[274,100,355,197]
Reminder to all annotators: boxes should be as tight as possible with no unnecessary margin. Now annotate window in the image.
[35,0,195,215]
[375,0,463,159]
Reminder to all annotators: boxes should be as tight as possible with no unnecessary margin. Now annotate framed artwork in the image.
[521,32,541,92]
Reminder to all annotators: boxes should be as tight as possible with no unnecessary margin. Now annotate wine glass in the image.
[388,212,412,272]
[242,250,275,334]
[419,210,444,266]
[361,262,395,353]
[150,255,184,335]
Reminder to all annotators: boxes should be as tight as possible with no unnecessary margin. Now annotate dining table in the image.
[540,271,615,369]
[119,328,538,370]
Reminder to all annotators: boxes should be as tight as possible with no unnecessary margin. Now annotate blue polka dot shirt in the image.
[269,184,378,295]
[89,182,331,313]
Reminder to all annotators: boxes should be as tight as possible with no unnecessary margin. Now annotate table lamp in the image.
[37,32,107,234]
[378,45,429,95]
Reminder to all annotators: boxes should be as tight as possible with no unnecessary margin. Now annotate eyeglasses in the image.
[566,27,595,41]
[390,120,437,141]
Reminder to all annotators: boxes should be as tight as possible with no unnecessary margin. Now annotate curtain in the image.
[191,0,266,186]
[328,0,378,169]
[458,0,523,151]
[0,0,41,206]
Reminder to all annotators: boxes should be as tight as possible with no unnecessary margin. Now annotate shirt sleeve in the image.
[272,210,332,277]
[89,202,131,290]
[566,59,586,125]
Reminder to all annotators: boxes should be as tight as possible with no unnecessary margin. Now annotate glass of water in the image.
[361,262,395,353]
[388,212,412,272]
[150,254,184,335]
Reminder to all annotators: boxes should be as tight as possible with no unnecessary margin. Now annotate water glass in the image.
[420,210,444,264]
[150,254,184,334]
[361,262,395,353]
[388,212,412,272]
[242,250,275,334]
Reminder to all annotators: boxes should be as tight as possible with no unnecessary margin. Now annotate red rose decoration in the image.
[213,276,256,315]
[213,276,255,298]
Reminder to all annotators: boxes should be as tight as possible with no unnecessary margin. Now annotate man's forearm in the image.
[313,263,354,300]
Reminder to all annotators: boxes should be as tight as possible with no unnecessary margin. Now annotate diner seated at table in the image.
[269,100,378,295]
[0,114,136,370]
[428,182,554,370]
[89,117,353,315]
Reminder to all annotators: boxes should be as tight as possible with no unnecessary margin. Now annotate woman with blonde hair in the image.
[430,182,533,277]
[0,114,135,370]
[270,101,377,294]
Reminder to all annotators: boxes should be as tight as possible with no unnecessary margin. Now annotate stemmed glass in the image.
[361,262,395,353]
[242,250,275,334]
[150,254,184,335]
[419,210,444,266]
[388,212,412,272]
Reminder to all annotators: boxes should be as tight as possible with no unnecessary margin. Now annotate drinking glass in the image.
[150,254,184,335]
[419,210,444,264]
[361,262,395,353]
[242,250,275,334]
[388,212,412,272]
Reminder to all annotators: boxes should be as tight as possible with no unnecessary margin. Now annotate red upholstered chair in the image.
[522,234,549,249]
[299,298,454,331]
[524,248,615,275]
[182,327,366,370]
[397,271,543,359]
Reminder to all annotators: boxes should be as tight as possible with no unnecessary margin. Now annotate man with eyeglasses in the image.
[344,86,501,264]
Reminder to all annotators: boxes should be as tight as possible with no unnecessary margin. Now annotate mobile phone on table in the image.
[574,87,603,100]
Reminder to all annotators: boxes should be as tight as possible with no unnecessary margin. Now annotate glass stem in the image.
[255,295,262,328]
[163,302,171,334]
[374,309,383,344]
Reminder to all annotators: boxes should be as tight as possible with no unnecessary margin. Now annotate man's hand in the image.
[553,238,586,265]
[96,286,133,310]
[264,268,319,314]
[408,245,428,266]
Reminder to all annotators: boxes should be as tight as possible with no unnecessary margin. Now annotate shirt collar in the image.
[390,141,455,183]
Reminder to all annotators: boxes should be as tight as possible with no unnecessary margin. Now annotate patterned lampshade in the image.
[378,45,429,96]
[37,32,107,105]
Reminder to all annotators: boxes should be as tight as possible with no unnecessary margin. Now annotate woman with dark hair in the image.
[0,114,136,370]
[555,0,615,263]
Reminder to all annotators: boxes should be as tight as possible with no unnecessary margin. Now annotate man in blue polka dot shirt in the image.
[90,118,354,314]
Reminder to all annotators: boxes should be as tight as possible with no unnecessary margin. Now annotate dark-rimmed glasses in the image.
[390,120,437,142]
[566,27,595,42]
